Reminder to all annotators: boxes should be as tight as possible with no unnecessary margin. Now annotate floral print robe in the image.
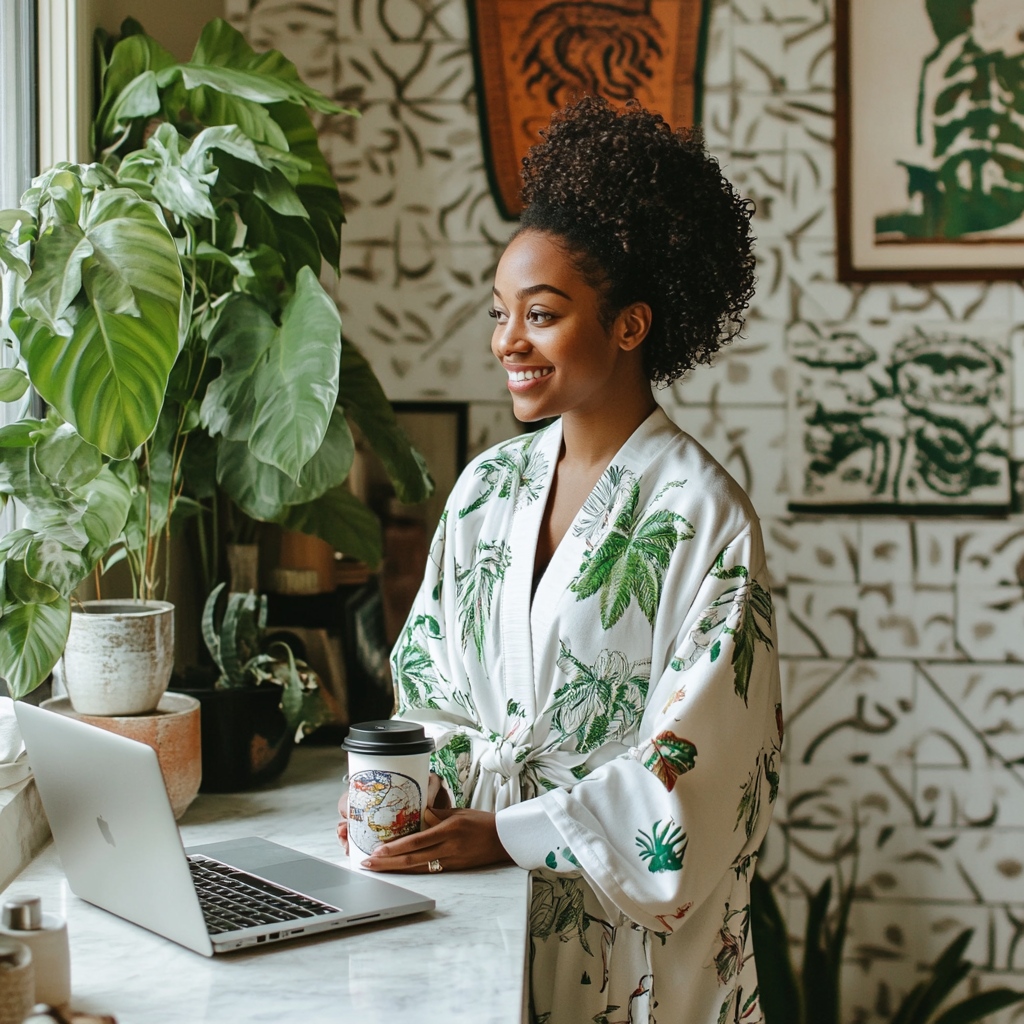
[393,407,782,1024]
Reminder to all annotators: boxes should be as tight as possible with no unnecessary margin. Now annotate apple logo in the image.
[97,816,116,847]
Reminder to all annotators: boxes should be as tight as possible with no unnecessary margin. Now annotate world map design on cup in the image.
[348,769,423,856]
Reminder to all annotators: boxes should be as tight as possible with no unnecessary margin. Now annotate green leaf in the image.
[0,597,71,698]
[238,194,321,280]
[79,463,136,565]
[337,339,434,504]
[190,19,344,115]
[34,422,103,490]
[6,557,59,604]
[931,988,1024,1024]
[248,266,341,481]
[0,369,30,403]
[0,422,40,448]
[118,121,218,222]
[15,188,183,459]
[24,537,88,598]
[253,167,308,218]
[94,32,177,152]
[200,296,276,440]
[276,485,383,569]
[106,70,161,134]
[750,873,801,1024]
[21,222,94,328]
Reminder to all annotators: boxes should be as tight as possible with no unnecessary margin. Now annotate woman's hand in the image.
[362,807,513,873]
[336,773,452,854]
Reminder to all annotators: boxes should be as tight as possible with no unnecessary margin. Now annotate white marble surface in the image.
[2,748,528,1024]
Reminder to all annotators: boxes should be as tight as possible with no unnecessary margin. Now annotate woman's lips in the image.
[506,366,553,393]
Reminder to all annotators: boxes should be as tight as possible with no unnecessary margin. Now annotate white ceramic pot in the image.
[54,600,175,716]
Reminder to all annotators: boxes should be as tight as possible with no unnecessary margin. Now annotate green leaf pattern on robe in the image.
[548,642,650,753]
[430,733,473,808]
[570,480,694,628]
[458,433,549,519]
[455,539,512,661]
[671,548,774,705]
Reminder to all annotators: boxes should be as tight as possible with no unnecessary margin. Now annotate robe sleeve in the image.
[495,524,782,932]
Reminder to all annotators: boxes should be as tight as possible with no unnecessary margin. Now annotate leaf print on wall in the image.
[549,642,650,753]
[458,434,548,519]
[455,539,512,661]
[671,549,774,705]
[571,480,694,628]
[635,818,688,873]
[431,732,473,808]
[638,731,698,791]
[572,465,636,549]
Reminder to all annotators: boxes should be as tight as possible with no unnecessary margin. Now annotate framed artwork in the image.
[786,323,1012,514]
[469,0,710,219]
[836,0,1024,281]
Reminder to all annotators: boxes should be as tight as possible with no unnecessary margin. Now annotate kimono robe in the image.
[392,406,782,1024]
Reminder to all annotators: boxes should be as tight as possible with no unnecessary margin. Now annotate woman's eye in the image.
[488,308,508,321]
[527,309,553,324]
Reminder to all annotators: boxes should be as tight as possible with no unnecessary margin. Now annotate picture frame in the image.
[836,0,1024,282]
[468,0,710,220]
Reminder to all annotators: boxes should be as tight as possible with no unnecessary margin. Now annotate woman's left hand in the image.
[362,807,513,873]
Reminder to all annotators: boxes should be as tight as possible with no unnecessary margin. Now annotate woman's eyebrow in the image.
[491,284,573,301]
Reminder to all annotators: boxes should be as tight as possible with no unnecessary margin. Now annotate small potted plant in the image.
[0,17,432,708]
[176,583,333,791]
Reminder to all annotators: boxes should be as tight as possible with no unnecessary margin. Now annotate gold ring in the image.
[428,858,443,873]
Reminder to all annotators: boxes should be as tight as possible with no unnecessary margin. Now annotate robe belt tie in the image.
[479,735,531,782]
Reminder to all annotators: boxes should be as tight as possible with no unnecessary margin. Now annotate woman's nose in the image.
[493,316,531,358]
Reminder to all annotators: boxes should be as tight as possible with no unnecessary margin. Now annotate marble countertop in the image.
[3,748,528,1024]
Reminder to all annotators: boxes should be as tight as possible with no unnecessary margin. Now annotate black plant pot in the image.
[170,684,293,793]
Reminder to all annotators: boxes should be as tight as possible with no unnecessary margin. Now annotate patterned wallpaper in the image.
[226,1,1024,1019]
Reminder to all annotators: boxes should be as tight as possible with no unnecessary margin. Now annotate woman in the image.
[338,96,781,1024]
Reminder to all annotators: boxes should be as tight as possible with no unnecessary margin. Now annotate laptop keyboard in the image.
[188,857,340,935]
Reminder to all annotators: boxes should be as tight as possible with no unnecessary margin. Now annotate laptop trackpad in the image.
[260,858,350,894]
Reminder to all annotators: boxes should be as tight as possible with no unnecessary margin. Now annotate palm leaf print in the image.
[570,480,694,628]
[735,744,780,839]
[670,549,774,705]
[429,509,446,602]
[639,731,698,791]
[549,642,650,752]
[458,436,548,519]
[572,465,636,548]
[393,614,446,711]
[431,733,473,807]
[635,818,687,873]
[455,540,512,661]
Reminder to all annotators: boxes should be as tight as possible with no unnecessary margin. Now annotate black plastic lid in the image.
[341,720,434,755]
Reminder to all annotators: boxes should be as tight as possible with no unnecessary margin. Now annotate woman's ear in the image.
[617,302,653,352]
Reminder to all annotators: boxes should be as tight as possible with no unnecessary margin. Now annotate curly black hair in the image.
[517,96,756,385]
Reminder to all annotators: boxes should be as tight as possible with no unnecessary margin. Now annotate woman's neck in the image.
[559,376,658,472]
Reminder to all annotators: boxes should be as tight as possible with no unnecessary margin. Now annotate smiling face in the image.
[489,230,650,423]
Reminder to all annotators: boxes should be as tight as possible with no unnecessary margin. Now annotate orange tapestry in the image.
[470,0,711,218]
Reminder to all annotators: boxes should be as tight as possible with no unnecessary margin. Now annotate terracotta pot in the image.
[55,600,174,716]
[41,693,201,819]
[278,531,336,593]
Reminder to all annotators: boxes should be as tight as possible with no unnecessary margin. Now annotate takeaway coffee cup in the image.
[342,721,433,869]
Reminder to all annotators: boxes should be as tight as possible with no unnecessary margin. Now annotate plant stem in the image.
[94,563,102,601]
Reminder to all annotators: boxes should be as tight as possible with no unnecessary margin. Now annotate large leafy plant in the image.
[0,18,432,699]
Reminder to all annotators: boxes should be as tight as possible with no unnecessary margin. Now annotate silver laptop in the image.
[15,702,434,956]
